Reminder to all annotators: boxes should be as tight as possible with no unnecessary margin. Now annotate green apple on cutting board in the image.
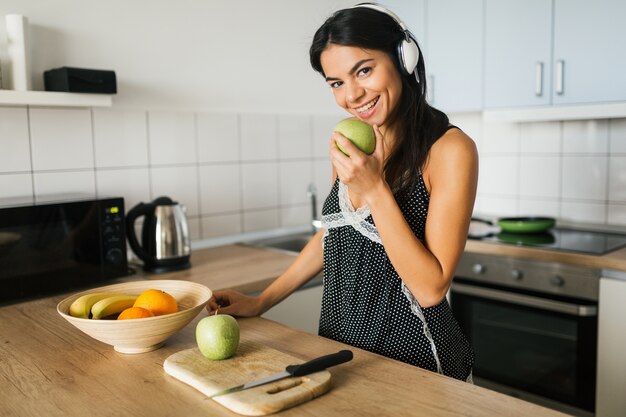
[196,313,240,360]
[334,118,376,156]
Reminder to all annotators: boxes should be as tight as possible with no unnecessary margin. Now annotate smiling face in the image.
[320,44,403,130]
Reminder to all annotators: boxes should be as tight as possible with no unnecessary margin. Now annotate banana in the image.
[90,295,138,320]
[69,292,130,318]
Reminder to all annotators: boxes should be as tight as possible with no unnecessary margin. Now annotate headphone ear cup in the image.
[399,38,419,75]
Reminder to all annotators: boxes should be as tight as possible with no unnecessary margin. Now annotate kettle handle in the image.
[125,202,152,263]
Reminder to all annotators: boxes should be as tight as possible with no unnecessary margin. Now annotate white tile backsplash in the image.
[202,213,242,238]
[243,209,280,232]
[477,155,519,196]
[561,201,607,224]
[518,198,560,218]
[313,158,333,215]
[186,217,202,241]
[519,156,560,198]
[197,113,239,163]
[150,165,199,216]
[240,114,277,161]
[609,119,626,153]
[34,171,96,201]
[96,168,150,211]
[562,120,609,154]
[0,173,33,200]
[148,111,196,165]
[278,114,312,159]
[608,204,626,226]
[241,162,279,210]
[280,204,311,228]
[474,195,518,216]
[279,160,312,206]
[0,107,31,173]
[520,122,561,154]
[561,156,608,200]
[7,108,626,239]
[199,164,241,214]
[481,121,520,154]
[312,115,342,158]
[93,109,149,168]
[608,156,626,202]
[29,108,94,171]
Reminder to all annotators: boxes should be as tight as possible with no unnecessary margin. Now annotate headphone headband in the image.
[350,2,420,79]
[352,2,409,33]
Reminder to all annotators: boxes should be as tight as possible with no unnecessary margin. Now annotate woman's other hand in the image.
[206,289,264,317]
[330,124,387,203]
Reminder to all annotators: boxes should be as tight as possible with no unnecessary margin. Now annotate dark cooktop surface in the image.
[470,228,626,255]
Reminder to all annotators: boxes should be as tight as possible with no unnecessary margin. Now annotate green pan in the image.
[497,232,556,246]
[497,217,555,234]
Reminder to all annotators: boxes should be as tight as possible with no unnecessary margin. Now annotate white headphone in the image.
[351,3,420,79]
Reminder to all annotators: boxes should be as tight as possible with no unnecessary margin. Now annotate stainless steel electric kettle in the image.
[126,196,191,273]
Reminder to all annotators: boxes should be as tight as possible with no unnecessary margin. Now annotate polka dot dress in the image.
[319,176,474,382]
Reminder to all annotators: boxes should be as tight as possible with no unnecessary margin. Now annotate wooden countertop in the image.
[0,244,568,417]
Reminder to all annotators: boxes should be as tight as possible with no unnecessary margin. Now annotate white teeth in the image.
[356,97,378,113]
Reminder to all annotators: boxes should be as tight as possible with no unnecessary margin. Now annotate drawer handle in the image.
[555,60,565,95]
[535,61,543,96]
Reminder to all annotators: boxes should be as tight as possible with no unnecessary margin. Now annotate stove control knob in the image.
[510,269,523,281]
[472,264,486,274]
[550,275,565,287]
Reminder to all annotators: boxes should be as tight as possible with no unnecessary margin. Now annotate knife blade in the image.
[209,349,353,398]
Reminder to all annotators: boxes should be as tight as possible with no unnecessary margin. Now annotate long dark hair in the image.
[309,6,450,194]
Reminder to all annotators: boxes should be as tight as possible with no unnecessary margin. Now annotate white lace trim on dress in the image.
[321,181,381,245]
[400,282,444,375]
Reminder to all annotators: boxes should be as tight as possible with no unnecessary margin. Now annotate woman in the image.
[207,3,478,382]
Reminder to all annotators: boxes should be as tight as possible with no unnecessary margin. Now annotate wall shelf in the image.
[0,90,112,107]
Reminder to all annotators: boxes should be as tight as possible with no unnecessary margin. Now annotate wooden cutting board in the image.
[163,340,333,416]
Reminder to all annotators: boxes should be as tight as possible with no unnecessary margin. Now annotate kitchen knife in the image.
[209,349,353,398]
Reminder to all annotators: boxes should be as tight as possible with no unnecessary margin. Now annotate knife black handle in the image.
[286,350,353,377]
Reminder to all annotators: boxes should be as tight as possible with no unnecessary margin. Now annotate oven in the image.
[451,252,599,416]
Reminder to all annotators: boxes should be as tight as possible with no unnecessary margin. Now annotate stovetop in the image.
[469,228,626,255]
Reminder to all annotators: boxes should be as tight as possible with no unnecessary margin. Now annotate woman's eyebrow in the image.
[325,59,374,82]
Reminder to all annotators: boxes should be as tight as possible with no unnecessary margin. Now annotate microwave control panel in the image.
[101,201,126,266]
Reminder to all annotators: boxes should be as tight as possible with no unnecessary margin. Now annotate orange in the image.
[117,307,154,320]
[133,289,178,316]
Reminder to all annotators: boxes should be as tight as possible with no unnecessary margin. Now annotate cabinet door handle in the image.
[555,59,565,95]
[535,62,543,96]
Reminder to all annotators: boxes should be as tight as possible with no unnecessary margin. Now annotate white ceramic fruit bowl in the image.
[57,280,212,354]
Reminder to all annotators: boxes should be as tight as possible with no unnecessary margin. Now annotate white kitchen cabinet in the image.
[596,271,626,417]
[485,0,626,109]
[552,0,626,105]
[484,0,553,108]
[426,0,483,112]
[261,282,323,334]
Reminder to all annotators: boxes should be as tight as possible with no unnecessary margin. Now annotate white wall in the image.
[0,0,354,112]
[451,113,626,226]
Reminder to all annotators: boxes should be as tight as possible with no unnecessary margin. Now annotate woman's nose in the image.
[346,81,364,103]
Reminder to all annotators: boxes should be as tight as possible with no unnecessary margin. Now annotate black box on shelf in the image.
[44,67,117,94]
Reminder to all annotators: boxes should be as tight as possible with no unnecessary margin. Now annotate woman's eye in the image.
[357,67,371,77]
[329,81,343,89]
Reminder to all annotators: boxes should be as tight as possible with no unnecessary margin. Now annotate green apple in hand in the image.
[196,313,240,360]
[334,118,376,156]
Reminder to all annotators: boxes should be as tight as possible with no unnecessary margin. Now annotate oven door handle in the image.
[452,283,597,317]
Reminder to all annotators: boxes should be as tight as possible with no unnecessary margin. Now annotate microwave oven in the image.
[0,196,130,303]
